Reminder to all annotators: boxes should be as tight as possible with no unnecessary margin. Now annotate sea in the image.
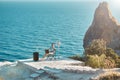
[0,1,119,61]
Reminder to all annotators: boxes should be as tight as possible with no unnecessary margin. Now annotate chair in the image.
[43,49,56,60]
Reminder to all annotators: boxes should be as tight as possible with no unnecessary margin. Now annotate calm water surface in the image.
[0,1,119,61]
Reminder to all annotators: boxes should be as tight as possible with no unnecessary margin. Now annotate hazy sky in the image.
[0,0,119,8]
[2,0,105,1]
[0,0,119,9]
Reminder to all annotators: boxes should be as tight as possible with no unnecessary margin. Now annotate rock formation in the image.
[83,2,120,50]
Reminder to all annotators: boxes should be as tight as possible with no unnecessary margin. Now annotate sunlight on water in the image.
[0,1,114,61]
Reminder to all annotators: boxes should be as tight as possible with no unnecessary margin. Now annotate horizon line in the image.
[0,0,108,2]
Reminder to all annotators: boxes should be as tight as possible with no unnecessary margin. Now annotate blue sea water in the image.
[0,1,119,61]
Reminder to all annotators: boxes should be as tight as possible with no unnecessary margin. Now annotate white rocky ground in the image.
[0,61,34,80]
[0,59,120,80]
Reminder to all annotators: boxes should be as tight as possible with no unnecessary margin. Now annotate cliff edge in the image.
[83,2,120,50]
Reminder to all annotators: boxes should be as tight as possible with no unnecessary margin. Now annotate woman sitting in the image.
[43,43,56,59]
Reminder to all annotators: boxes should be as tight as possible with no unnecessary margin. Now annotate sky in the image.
[0,0,120,9]
[0,0,116,3]
[0,0,103,1]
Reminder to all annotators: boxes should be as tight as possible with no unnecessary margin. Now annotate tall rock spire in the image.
[83,2,120,50]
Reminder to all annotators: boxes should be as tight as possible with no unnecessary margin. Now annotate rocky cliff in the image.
[83,2,120,50]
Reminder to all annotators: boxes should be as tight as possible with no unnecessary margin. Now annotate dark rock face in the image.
[83,2,120,50]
